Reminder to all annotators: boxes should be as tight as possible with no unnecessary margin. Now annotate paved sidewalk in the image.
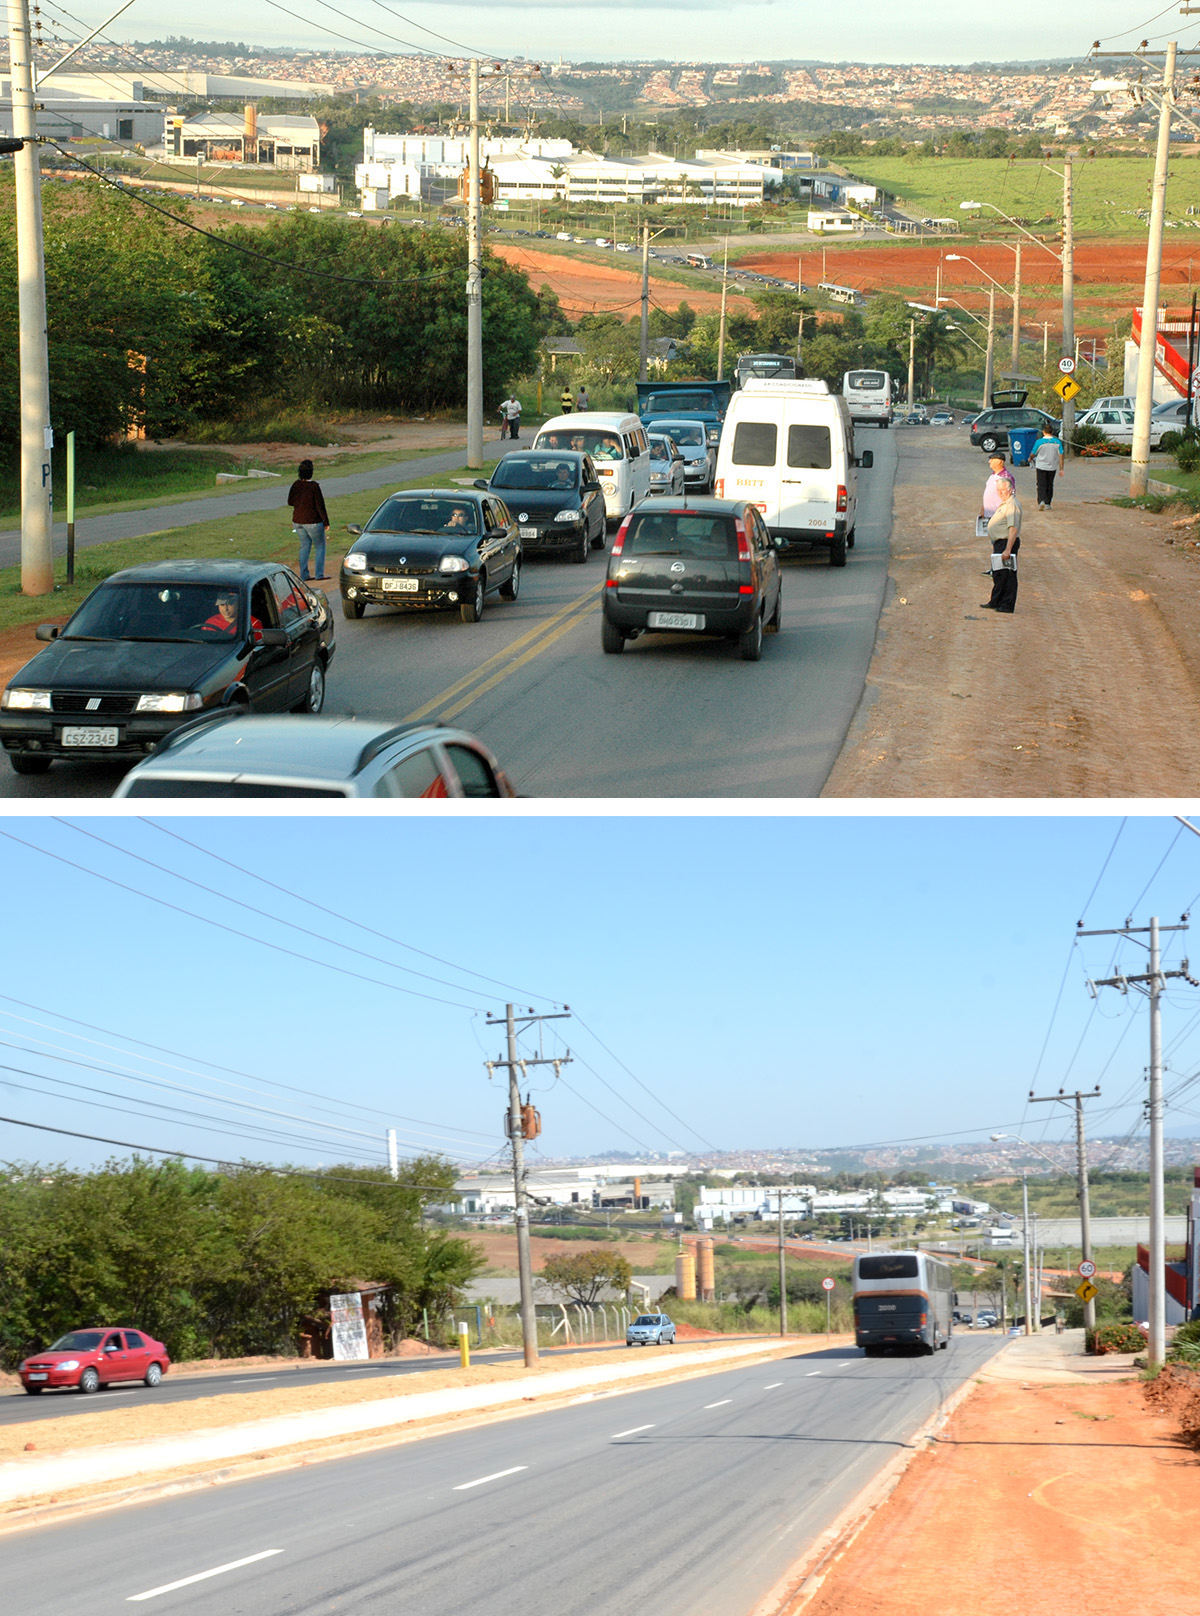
[0,439,508,569]
[978,1327,1141,1386]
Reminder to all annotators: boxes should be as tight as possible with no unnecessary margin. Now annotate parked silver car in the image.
[626,1312,676,1346]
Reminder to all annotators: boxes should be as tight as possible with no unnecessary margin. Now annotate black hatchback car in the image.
[0,560,335,776]
[341,489,520,623]
[601,498,783,661]
[479,451,606,561]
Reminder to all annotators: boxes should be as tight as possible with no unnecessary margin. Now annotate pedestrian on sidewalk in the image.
[980,474,1022,614]
[560,384,574,415]
[1030,426,1065,509]
[980,454,1010,522]
[575,385,590,412]
[287,459,330,582]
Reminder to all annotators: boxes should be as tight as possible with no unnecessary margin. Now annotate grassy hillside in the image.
[836,156,1199,237]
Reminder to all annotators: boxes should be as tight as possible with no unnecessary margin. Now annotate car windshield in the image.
[660,423,706,448]
[623,512,737,559]
[633,1315,658,1325]
[64,582,250,643]
[646,392,715,413]
[540,428,623,461]
[368,497,480,535]
[49,1331,105,1351]
[123,779,348,797]
[491,457,579,491]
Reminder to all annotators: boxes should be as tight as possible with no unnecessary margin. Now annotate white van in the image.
[713,378,872,566]
[533,412,651,522]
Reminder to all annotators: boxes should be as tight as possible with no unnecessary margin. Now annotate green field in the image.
[834,156,1200,237]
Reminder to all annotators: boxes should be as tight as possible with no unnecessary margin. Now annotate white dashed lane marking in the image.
[611,1424,656,1439]
[705,1399,733,1408]
[453,1467,528,1491]
[128,1550,283,1601]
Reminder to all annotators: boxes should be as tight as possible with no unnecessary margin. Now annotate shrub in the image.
[1168,1318,1200,1364]
[1086,1322,1146,1354]
[1177,438,1200,474]
[1070,423,1109,451]
[1159,429,1184,454]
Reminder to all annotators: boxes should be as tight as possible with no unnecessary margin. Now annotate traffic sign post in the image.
[822,1276,835,1337]
[1054,375,1082,403]
[1059,356,1076,374]
[1078,1260,1097,1279]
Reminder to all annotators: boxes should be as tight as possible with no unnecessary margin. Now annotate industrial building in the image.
[164,108,321,171]
[43,70,331,100]
[0,88,169,145]
[445,1164,679,1217]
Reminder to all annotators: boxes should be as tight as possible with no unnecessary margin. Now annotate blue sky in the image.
[2,814,1199,1177]
[106,3,1176,70]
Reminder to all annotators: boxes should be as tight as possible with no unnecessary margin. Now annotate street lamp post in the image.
[993,1130,1088,1331]
[947,249,1021,382]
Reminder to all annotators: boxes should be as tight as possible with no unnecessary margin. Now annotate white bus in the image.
[818,282,861,306]
[843,368,893,428]
[853,1250,954,1355]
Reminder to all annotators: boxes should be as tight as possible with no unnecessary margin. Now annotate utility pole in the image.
[1132,42,1177,498]
[6,0,53,597]
[1078,915,1194,1367]
[777,1187,788,1337]
[907,318,916,407]
[1028,1085,1102,1331]
[1020,1169,1033,1335]
[1010,240,1022,380]
[484,1004,571,1369]
[466,57,483,469]
[638,222,651,383]
[717,235,729,383]
[387,1127,398,1180]
[983,284,996,409]
[1061,153,1076,458]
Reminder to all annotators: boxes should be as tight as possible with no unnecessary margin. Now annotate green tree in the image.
[539,1250,634,1305]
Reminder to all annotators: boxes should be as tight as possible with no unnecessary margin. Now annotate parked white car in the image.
[1077,407,1167,448]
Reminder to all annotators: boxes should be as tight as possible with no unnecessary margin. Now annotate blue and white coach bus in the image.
[853,1250,954,1355]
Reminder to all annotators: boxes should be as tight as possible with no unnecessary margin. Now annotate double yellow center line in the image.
[402,580,605,726]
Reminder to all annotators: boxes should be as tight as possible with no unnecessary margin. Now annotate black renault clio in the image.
[0,559,335,776]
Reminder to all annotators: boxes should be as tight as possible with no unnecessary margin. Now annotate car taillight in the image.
[714,477,724,497]
[836,484,848,513]
[610,514,632,558]
[735,520,752,562]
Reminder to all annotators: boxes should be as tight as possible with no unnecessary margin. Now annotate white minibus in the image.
[712,378,872,566]
[533,412,651,521]
[843,368,893,428]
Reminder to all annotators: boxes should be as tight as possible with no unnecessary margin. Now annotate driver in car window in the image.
[203,590,262,641]
[554,463,576,487]
[443,506,471,531]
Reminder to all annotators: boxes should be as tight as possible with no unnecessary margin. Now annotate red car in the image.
[18,1328,171,1395]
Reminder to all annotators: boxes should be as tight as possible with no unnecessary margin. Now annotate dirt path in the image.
[797,1373,1192,1616]
[823,435,1200,797]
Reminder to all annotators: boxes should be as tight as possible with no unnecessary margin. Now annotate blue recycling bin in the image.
[1009,427,1036,467]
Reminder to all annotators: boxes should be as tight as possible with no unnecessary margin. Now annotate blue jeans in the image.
[296,523,326,580]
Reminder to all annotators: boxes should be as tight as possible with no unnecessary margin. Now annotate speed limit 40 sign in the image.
[1059,356,1076,374]
[1078,1259,1097,1278]
[821,1277,836,1291]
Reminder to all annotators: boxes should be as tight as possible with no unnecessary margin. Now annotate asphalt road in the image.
[5,1335,1001,1615]
[0,430,898,799]
[0,1341,632,1428]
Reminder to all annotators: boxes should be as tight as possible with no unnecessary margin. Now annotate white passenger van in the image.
[533,412,651,522]
[713,378,872,567]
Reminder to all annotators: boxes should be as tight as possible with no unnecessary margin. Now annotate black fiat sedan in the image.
[479,452,606,562]
[0,559,335,777]
[340,488,520,623]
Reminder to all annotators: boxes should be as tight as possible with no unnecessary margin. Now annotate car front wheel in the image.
[572,527,589,564]
[499,558,521,599]
[341,597,365,620]
[460,575,486,624]
[79,1367,100,1394]
[23,1384,43,1395]
[10,753,51,775]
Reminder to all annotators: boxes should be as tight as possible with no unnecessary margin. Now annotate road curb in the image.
[748,1359,990,1616]
[0,1336,836,1535]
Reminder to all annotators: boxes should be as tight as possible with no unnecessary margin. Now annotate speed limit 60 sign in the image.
[1078,1259,1097,1278]
[1059,356,1076,374]
[821,1277,836,1291]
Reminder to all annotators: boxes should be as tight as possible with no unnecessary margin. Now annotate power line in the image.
[39,141,463,290]
[572,1011,722,1153]
[0,826,482,1011]
[0,1110,468,1188]
[141,820,559,1005]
